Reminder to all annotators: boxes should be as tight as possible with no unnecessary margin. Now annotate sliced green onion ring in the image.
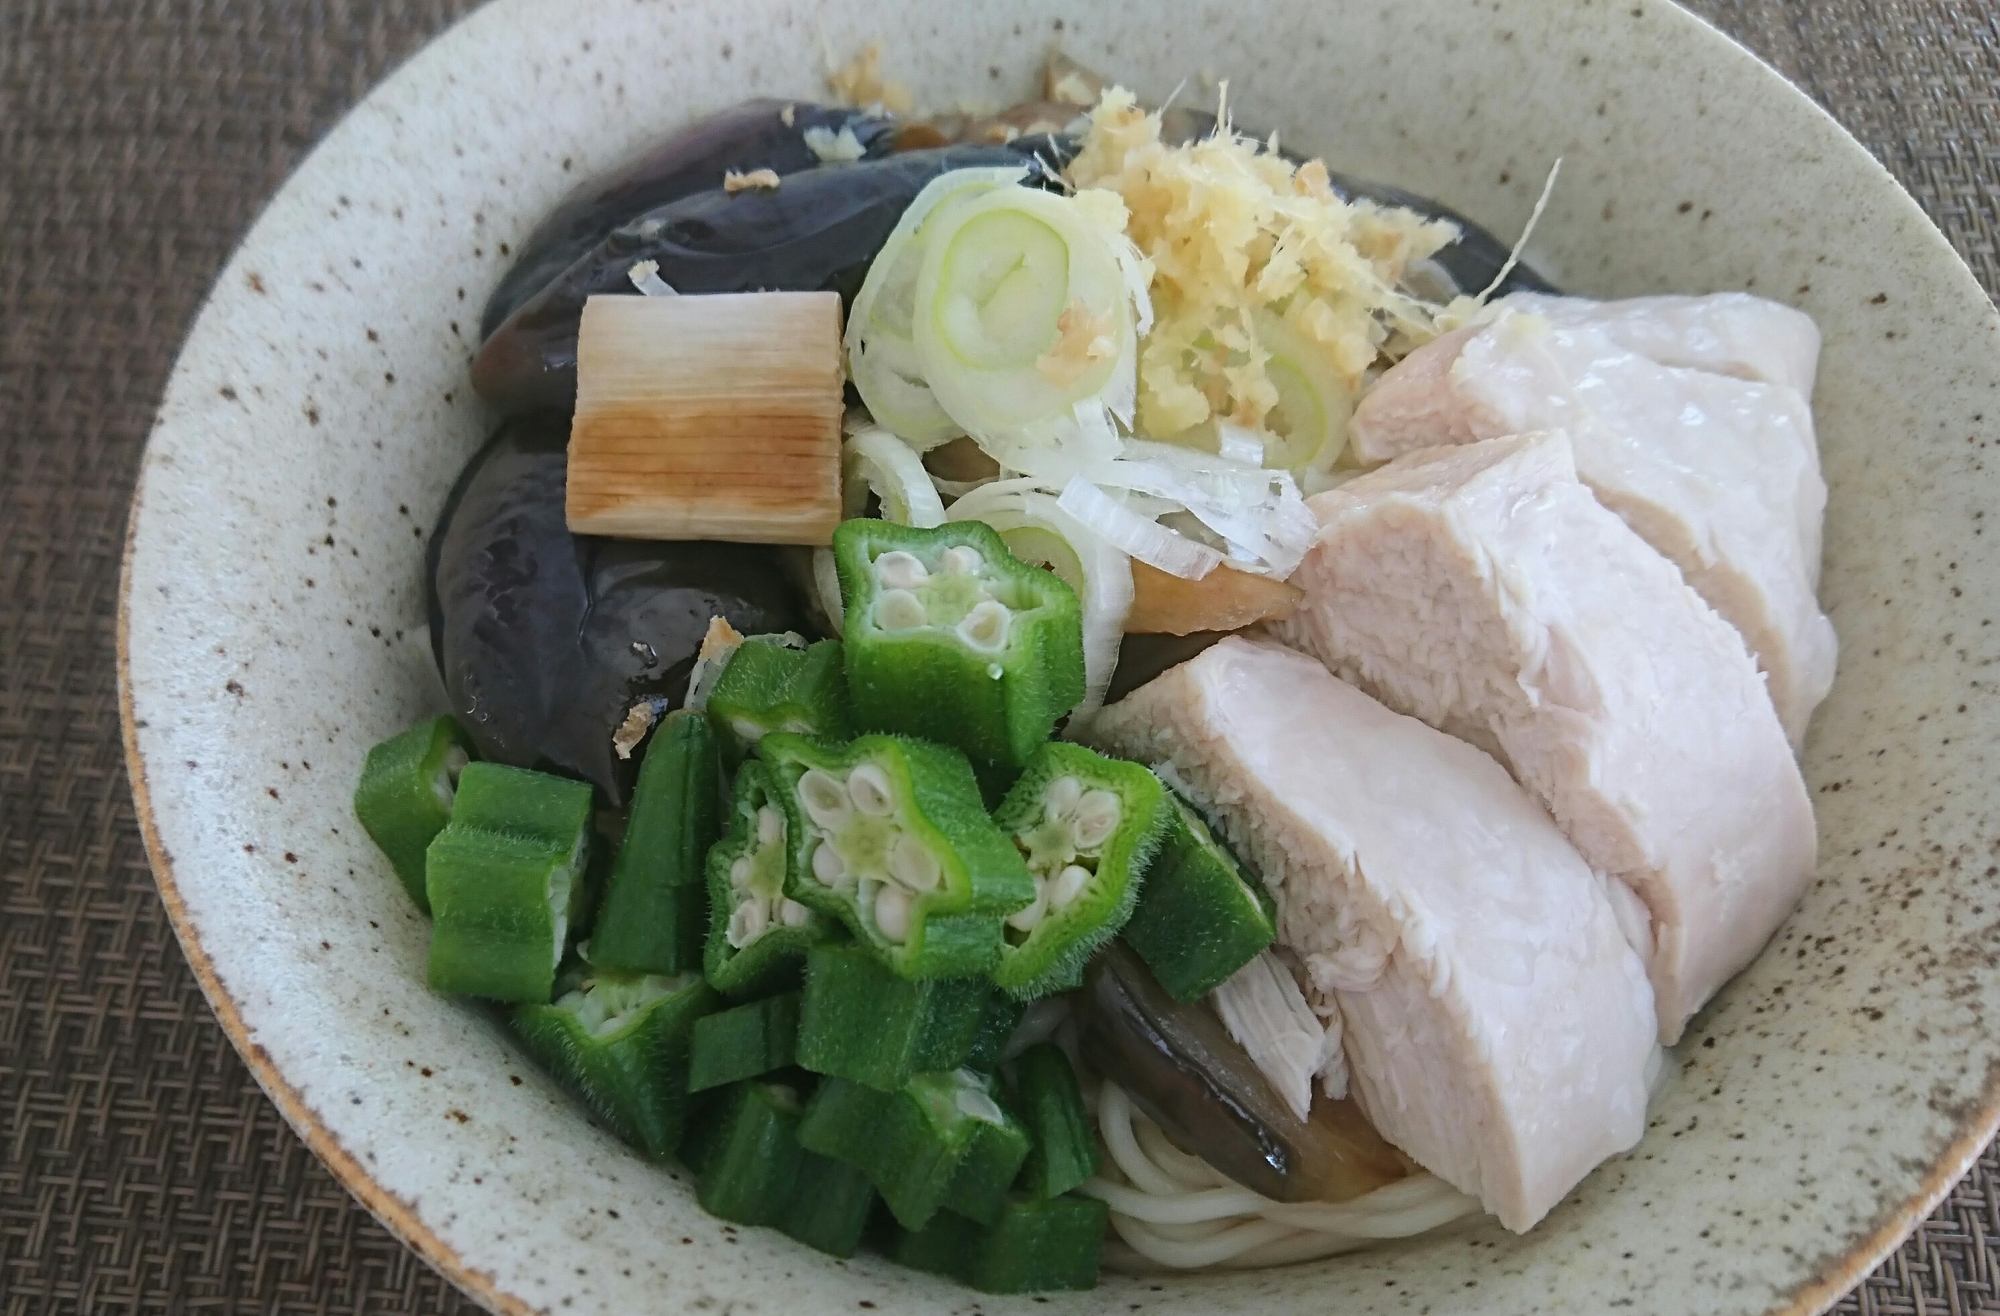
[1251,309,1351,485]
[843,426,948,527]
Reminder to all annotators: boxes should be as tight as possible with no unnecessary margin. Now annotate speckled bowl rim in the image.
[115,1,2000,1313]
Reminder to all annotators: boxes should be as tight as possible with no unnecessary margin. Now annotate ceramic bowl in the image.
[118,0,2000,1312]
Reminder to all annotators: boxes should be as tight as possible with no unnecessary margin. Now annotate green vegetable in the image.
[834,519,1085,768]
[706,636,852,763]
[797,1069,1026,1230]
[354,715,474,912]
[1122,790,1277,1001]
[703,762,830,998]
[587,710,718,975]
[961,993,1026,1073]
[990,743,1168,998]
[795,942,989,1091]
[888,1193,1109,1294]
[688,992,799,1093]
[425,763,593,1002]
[1008,1043,1098,1199]
[763,732,1033,978]
[689,1079,876,1258]
[509,965,715,1160]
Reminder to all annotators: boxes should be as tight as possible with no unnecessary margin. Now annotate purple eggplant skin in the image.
[471,142,1061,415]
[425,414,810,805]
[479,101,898,340]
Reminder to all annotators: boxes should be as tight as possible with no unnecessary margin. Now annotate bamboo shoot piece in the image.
[1123,559,1304,634]
[566,292,845,544]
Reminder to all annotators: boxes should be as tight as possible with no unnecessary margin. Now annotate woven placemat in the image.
[0,1,1994,1312]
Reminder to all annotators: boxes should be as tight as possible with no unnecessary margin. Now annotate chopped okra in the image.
[425,763,593,1002]
[834,519,1085,768]
[795,942,990,1090]
[704,763,830,998]
[354,715,474,912]
[687,1078,878,1258]
[1122,789,1278,1002]
[796,1068,1026,1230]
[588,710,719,975]
[510,964,716,1161]
[990,743,1168,998]
[1008,1042,1100,1199]
[705,635,852,762]
[887,1192,1109,1294]
[688,991,800,1093]
[762,733,1034,978]
[961,993,1027,1074]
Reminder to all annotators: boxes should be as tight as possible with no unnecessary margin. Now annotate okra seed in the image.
[729,855,755,889]
[727,898,769,948]
[778,898,812,928]
[847,763,896,817]
[870,881,912,942]
[811,839,848,885]
[1044,775,1084,822]
[874,550,930,589]
[941,545,983,576]
[755,806,784,848]
[798,770,851,828]
[730,717,766,744]
[1072,790,1123,850]
[957,599,1011,651]
[1050,863,1092,911]
[953,1081,1008,1126]
[875,588,928,631]
[1005,889,1047,933]
[889,834,942,891]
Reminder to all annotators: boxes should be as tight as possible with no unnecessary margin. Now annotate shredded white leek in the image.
[1057,477,1222,581]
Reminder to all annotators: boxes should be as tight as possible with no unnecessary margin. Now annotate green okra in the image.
[1008,1042,1099,1199]
[689,1079,876,1258]
[782,1149,876,1258]
[834,519,1085,768]
[703,762,831,999]
[961,993,1026,1074]
[763,733,1034,979]
[990,743,1168,998]
[587,710,718,975]
[706,636,852,763]
[796,1069,1025,1231]
[509,965,716,1161]
[425,763,593,1002]
[353,715,474,912]
[795,942,989,1091]
[1122,790,1277,1002]
[887,1193,1109,1294]
[688,992,800,1093]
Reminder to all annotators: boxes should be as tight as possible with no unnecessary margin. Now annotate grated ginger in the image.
[1064,88,1457,451]
[825,42,913,116]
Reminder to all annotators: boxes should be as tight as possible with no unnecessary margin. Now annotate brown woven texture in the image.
[0,0,1995,1312]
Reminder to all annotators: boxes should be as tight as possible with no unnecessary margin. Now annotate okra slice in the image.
[990,744,1168,998]
[694,1080,808,1227]
[588,711,719,975]
[888,1193,1109,1294]
[763,733,1034,978]
[796,942,989,1090]
[1009,1042,1099,1199]
[1122,790,1278,1002]
[688,992,799,1093]
[961,993,1026,1074]
[703,762,830,998]
[834,519,1085,768]
[706,636,852,763]
[425,764,593,1002]
[353,715,473,912]
[781,1149,876,1258]
[797,1069,1023,1230]
[510,965,716,1160]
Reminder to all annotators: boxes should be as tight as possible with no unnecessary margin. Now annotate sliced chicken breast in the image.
[1351,294,1835,745]
[1274,431,1817,1042]
[1087,636,1656,1232]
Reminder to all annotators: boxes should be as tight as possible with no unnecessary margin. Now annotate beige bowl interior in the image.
[119,0,2000,1312]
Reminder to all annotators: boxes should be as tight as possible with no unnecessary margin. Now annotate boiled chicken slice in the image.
[1087,635,1656,1233]
[1350,293,1835,745]
[1274,431,1817,1042]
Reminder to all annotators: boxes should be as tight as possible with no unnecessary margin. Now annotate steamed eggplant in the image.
[479,100,899,339]
[471,143,1060,414]
[426,414,808,804]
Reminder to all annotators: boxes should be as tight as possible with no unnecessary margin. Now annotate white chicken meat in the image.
[1273,431,1817,1042]
[1086,635,1657,1232]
